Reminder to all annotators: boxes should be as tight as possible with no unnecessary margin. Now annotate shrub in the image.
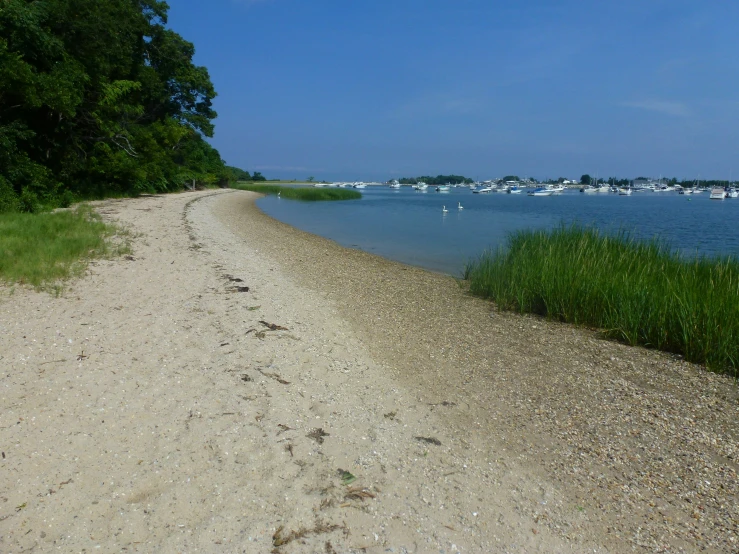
[0,178,20,213]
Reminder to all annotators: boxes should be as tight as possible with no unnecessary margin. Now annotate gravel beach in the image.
[1,189,737,553]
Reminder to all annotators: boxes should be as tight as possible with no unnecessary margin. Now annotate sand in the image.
[1,189,736,553]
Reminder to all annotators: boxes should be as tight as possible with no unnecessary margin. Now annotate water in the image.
[257,187,739,276]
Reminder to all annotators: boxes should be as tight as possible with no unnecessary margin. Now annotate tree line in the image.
[398,174,474,185]
[226,166,265,182]
[0,0,255,212]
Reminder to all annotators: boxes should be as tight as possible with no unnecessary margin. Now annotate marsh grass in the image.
[464,224,739,376]
[0,205,131,292]
[232,183,362,201]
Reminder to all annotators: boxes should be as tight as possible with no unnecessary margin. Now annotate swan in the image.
[442,205,448,213]
[458,202,463,210]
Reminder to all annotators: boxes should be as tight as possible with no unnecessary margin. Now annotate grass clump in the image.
[232,183,361,201]
[464,223,739,376]
[0,205,130,291]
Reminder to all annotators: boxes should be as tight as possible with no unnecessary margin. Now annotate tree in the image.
[580,174,592,185]
[0,0,226,211]
[251,171,266,182]
[398,174,473,185]
[226,166,251,181]
[307,176,314,182]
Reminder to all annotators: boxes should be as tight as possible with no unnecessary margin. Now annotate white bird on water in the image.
[442,205,448,213]
[458,202,464,210]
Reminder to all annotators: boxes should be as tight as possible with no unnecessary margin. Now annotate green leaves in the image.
[0,0,225,210]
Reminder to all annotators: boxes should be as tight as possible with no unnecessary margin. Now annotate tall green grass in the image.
[464,224,739,376]
[0,205,130,291]
[232,183,362,201]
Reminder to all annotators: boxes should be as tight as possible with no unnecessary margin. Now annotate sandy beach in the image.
[1,189,737,553]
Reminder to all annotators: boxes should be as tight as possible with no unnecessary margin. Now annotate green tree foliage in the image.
[580,174,592,185]
[398,174,473,185]
[226,166,252,181]
[605,177,630,187]
[0,0,229,211]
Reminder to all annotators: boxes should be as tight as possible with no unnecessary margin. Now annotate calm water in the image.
[257,187,739,276]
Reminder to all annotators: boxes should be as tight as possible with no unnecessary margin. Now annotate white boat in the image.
[581,185,609,193]
[549,184,566,194]
[528,187,554,196]
[727,188,739,198]
[618,187,633,196]
[388,180,401,189]
[507,186,522,194]
[435,185,451,192]
[710,187,726,200]
[472,187,492,194]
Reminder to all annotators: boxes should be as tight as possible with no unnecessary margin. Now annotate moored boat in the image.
[528,187,554,196]
[581,185,609,193]
[710,187,726,200]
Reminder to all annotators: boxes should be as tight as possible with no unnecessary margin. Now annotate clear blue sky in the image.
[168,0,739,182]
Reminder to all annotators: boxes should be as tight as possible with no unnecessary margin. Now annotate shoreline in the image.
[1,189,736,553]
[212,191,739,552]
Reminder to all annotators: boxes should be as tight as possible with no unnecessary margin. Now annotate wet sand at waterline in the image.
[1,189,736,553]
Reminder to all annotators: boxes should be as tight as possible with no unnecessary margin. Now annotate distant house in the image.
[632,178,650,187]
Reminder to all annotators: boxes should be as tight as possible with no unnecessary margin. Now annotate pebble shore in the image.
[217,191,739,553]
